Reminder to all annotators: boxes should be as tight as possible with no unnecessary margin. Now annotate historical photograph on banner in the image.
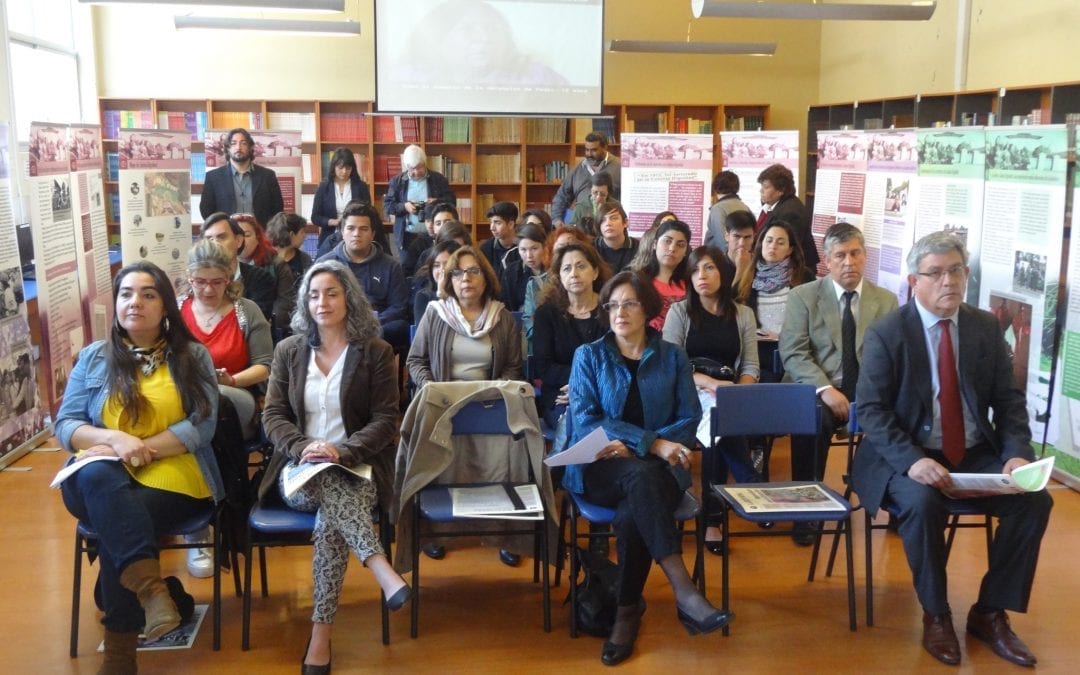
[118,129,192,292]
[863,129,918,301]
[0,121,45,466]
[27,122,85,416]
[812,130,869,276]
[620,133,713,244]
[68,124,113,342]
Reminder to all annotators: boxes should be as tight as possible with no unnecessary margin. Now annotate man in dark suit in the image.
[757,163,819,269]
[199,128,284,229]
[853,231,1051,667]
[779,222,897,543]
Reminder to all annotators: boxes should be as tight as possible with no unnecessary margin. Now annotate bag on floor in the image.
[568,546,619,637]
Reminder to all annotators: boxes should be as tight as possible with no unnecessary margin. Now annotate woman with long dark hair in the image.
[633,219,691,331]
[311,147,373,246]
[56,261,221,672]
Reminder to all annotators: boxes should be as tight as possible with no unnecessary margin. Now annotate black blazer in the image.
[199,162,284,228]
[310,175,372,232]
[852,302,1033,515]
[765,195,818,270]
[383,170,455,249]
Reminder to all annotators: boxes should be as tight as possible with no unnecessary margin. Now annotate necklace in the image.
[192,302,225,331]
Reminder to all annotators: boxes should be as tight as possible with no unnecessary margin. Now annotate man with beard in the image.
[552,132,621,226]
[199,128,284,229]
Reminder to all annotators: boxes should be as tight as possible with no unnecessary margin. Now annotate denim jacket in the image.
[53,340,225,502]
[559,329,701,494]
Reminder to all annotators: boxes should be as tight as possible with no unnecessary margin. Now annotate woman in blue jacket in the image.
[561,270,732,666]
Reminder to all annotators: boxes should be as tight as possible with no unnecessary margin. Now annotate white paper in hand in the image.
[544,426,610,467]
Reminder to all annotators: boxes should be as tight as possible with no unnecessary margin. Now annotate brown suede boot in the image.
[98,629,138,675]
[118,558,181,641]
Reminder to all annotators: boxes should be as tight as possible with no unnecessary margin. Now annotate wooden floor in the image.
[3,440,1080,674]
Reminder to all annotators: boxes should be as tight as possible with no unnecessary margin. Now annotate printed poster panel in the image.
[68,124,113,342]
[620,133,713,245]
[915,127,987,304]
[1048,126,1080,487]
[864,129,918,301]
[977,125,1069,455]
[0,122,46,467]
[27,122,86,417]
[205,128,303,217]
[813,130,869,276]
[119,129,192,294]
[719,129,800,215]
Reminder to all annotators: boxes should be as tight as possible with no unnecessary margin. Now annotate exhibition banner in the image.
[68,124,113,342]
[118,129,192,292]
[0,121,46,468]
[205,128,303,217]
[863,129,918,300]
[619,133,713,245]
[915,127,987,304]
[813,130,869,276]
[27,122,85,416]
[719,129,800,216]
[977,125,1069,456]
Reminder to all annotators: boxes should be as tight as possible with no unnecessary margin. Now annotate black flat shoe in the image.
[677,607,734,636]
[601,602,646,666]
[498,548,521,567]
[385,584,412,612]
[301,638,331,675]
[422,543,446,560]
[705,540,724,556]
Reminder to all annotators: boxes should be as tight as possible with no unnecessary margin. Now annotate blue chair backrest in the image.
[451,398,514,436]
[848,401,861,434]
[711,383,818,438]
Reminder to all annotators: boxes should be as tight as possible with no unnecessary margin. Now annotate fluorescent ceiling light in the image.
[174,15,360,35]
[81,0,345,10]
[608,40,776,56]
[691,1,937,21]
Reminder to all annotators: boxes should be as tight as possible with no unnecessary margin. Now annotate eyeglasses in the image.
[450,267,483,279]
[916,265,967,283]
[603,300,643,313]
[190,277,229,290]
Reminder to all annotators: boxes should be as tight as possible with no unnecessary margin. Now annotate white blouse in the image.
[303,347,349,446]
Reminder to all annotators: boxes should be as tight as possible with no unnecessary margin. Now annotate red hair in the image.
[233,213,278,266]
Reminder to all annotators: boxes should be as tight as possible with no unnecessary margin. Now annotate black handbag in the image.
[690,356,735,382]
[568,546,620,637]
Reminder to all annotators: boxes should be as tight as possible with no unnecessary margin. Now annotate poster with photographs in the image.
[812,130,869,276]
[620,133,714,245]
[68,124,113,343]
[26,122,86,418]
[205,128,303,215]
[118,129,192,293]
[0,121,46,468]
[718,129,800,216]
[1047,127,1080,488]
[977,125,1068,452]
[862,129,918,301]
[914,127,987,304]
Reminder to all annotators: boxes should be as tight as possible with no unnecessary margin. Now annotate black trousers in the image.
[885,446,1053,616]
[583,456,681,606]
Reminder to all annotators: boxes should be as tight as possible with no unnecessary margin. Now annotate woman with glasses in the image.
[557,270,733,666]
[405,245,523,565]
[633,219,692,332]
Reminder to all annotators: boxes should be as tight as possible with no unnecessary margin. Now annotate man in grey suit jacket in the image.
[779,222,898,529]
[853,232,1050,667]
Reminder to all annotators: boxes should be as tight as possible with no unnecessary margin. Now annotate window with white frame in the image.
[5,0,81,141]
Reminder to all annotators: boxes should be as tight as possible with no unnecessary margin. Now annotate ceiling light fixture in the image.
[691,1,937,21]
[174,15,360,35]
[607,40,776,56]
[81,0,345,11]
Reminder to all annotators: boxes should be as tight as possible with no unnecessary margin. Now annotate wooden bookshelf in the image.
[99,99,770,242]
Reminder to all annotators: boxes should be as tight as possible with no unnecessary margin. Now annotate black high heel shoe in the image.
[601,601,646,666]
[385,583,412,612]
[301,637,331,675]
[677,606,734,636]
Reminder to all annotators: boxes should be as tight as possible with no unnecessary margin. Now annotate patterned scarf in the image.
[124,337,168,377]
[432,297,504,338]
[753,258,793,294]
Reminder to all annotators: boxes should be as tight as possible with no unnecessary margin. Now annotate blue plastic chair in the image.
[710,383,857,633]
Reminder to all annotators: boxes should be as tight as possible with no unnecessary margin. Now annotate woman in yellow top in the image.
[56,261,222,674]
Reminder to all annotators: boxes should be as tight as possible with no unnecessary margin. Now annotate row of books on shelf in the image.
[157,110,208,141]
[102,109,155,138]
[373,155,404,182]
[428,155,471,183]
[673,117,714,134]
[575,118,617,143]
[425,117,471,143]
[476,153,521,183]
[374,116,421,143]
[476,117,521,144]
[321,113,370,143]
[212,111,264,131]
[725,115,766,131]
[526,160,568,183]
[524,118,568,143]
[266,111,317,142]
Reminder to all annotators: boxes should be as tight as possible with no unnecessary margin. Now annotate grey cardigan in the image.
[662,300,761,380]
[405,301,523,390]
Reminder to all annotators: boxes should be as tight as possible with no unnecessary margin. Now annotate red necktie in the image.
[756,209,768,233]
[937,319,965,466]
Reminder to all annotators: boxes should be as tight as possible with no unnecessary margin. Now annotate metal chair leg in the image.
[410,500,421,639]
[844,515,857,632]
[720,501,731,637]
[568,504,581,638]
[70,532,85,658]
[864,509,875,627]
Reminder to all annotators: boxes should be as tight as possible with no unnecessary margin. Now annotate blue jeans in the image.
[61,459,209,632]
